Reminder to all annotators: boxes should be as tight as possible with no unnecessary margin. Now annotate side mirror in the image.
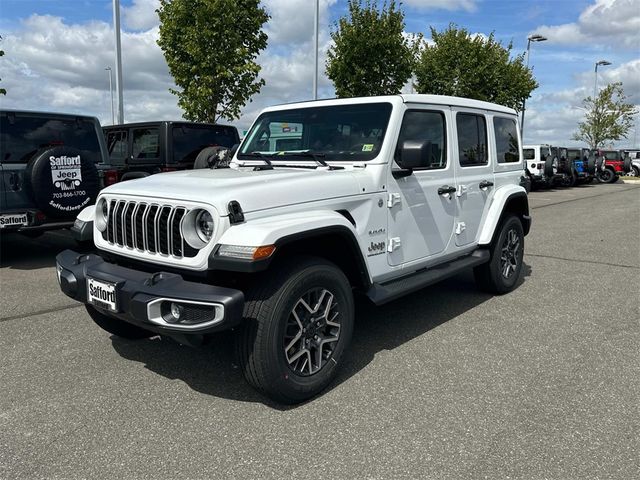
[397,140,433,170]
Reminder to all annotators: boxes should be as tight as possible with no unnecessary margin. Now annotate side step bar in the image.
[366,249,490,305]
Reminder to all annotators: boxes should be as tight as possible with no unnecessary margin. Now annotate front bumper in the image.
[56,250,244,337]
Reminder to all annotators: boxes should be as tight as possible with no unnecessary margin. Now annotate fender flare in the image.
[208,210,371,285]
[477,186,530,246]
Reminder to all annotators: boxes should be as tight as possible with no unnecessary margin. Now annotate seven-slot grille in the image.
[102,200,198,258]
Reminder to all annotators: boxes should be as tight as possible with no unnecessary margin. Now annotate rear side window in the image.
[132,128,160,159]
[523,149,535,160]
[395,110,446,169]
[0,114,102,164]
[456,113,488,167]
[172,125,238,163]
[493,117,520,163]
[106,130,128,159]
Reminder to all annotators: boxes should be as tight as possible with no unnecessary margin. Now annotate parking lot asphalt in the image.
[1,182,639,479]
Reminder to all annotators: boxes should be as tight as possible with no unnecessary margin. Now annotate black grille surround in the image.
[101,200,198,258]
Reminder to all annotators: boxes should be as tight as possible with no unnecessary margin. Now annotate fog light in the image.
[170,302,184,321]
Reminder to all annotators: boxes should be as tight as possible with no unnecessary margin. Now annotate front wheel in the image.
[237,257,354,404]
[474,215,524,295]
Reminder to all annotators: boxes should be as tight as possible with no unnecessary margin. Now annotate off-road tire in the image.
[85,305,154,339]
[598,168,616,183]
[630,166,640,177]
[236,256,354,404]
[474,215,524,295]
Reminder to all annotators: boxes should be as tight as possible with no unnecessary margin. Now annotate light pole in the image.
[105,67,115,125]
[520,34,547,137]
[312,0,319,100]
[594,60,612,99]
[112,0,124,124]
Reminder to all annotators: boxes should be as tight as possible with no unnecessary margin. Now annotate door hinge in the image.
[387,193,401,208]
[456,184,468,197]
[455,222,466,235]
[387,237,402,252]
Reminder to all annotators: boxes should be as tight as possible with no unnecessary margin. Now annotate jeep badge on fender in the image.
[56,94,531,404]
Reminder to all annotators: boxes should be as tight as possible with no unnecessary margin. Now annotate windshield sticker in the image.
[362,144,374,152]
[50,155,82,191]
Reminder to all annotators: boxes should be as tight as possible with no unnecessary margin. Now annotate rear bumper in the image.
[56,250,244,337]
[0,209,73,233]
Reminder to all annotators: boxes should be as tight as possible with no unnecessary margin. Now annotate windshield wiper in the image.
[247,151,274,170]
[280,151,343,170]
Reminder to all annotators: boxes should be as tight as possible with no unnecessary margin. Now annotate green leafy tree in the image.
[415,25,537,111]
[572,82,637,149]
[326,0,421,98]
[157,0,269,122]
[0,36,6,96]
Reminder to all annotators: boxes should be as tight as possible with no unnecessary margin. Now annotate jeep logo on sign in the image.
[367,240,385,256]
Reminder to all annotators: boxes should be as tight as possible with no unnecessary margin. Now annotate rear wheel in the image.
[237,257,354,404]
[598,168,616,183]
[474,215,524,295]
[85,305,154,339]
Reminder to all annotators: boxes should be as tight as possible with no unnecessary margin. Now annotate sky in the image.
[0,0,638,147]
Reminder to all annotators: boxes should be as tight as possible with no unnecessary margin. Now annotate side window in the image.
[395,110,446,169]
[106,130,128,159]
[493,117,520,163]
[132,128,160,159]
[456,113,487,167]
[523,148,535,160]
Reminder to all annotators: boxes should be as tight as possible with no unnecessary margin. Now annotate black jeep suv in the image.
[0,110,108,236]
[102,121,240,184]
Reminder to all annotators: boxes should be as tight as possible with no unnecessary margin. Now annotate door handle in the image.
[479,180,494,189]
[438,185,456,196]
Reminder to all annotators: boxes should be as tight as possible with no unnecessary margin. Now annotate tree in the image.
[0,36,6,96]
[414,25,537,111]
[157,0,269,122]
[326,0,420,98]
[572,82,637,149]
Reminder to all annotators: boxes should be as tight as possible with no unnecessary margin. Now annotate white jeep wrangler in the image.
[57,95,531,403]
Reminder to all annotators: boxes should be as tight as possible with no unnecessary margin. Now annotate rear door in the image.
[452,109,494,246]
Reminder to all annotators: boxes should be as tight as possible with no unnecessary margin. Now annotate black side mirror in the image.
[397,140,432,170]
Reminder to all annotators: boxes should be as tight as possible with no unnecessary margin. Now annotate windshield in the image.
[239,103,393,161]
[1,113,102,164]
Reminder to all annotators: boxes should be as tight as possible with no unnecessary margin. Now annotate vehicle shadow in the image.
[110,262,532,410]
[0,231,92,270]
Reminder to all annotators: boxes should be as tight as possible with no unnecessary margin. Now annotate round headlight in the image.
[182,208,215,249]
[195,210,214,243]
[95,198,108,232]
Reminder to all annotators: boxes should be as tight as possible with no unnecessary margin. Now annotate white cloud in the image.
[534,0,640,49]
[524,58,640,147]
[263,0,336,45]
[122,0,160,31]
[402,0,477,12]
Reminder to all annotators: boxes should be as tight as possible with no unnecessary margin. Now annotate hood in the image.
[102,166,364,215]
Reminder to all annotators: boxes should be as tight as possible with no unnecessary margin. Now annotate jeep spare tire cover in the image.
[623,156,631,173]
[25,146,100,218]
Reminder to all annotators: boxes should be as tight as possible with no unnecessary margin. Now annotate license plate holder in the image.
[87,277,118,312]
[0,213,29,229]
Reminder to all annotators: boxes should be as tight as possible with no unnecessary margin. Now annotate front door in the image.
[386,107,456,267]
[452,109,494,246]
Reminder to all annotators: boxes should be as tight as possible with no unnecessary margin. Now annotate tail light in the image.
[537,163,543,169]
[104,169,119,186]
[161,167,177,173]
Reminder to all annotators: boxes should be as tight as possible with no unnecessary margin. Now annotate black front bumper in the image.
[56,250,244,337]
